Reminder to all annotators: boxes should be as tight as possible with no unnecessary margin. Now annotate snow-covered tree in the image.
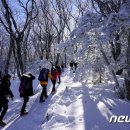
[60,0,130,99]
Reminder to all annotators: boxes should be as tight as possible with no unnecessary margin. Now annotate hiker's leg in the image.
[0,101,8,121]
[40,85,47,101]
[58,76,61,84]
[21,96,29,114]
[52,80,56,92]
[43,85,48,98]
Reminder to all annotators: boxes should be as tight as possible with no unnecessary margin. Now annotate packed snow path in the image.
[1,69,130,130]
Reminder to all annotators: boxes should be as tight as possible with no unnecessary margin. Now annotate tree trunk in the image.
[110,34,121,61]
[46,34,52,60]
[101,46,120,89]
[125,31,130,100]
[16,37,25,75]
[64,47,67,68]
[4,37,13,74]
[55,53,60,66]
[11,38,21,79]
[115,34,121,60]
[23,25,31,71]
[99,44,124,99]
[110,33,122,75]
[23,41,27,72]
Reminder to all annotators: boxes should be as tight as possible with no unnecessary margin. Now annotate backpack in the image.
[19,80,26,97]
[38,68,48,81]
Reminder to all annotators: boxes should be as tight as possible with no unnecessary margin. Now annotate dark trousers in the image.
[0,99,8,121]
[21,96,29,113]
[51,80,56,92]
[58,76,61,83]
[70,66,73,70]
[40,85,47,101]
[61,67,64,72]
[75,66,77,71]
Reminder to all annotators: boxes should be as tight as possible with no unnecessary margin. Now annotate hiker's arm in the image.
[7,87,14,98]
[31,75,35,80]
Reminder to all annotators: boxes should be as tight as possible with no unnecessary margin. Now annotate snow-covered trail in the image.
[1,69,130,130]
[1,69,86,130]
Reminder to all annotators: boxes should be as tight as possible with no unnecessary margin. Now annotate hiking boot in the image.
[58,82,60,84]
[0,120,6,126]
[51,90,56,94]
[39,99,45,103]
[45,95,48,99]
[20,111,28,116]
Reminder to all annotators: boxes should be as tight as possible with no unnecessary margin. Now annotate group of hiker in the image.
[0,65,62,126]
[38,65,61,103]
[0,60,77,126]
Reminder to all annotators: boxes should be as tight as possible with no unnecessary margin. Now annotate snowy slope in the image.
[1,69,130,130]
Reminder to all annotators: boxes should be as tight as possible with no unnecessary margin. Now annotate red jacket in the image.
[51,69,58,81]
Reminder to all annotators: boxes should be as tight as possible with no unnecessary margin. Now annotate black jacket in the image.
[0,78,14,101]
[70,62,74,67]
[20,74,35,97]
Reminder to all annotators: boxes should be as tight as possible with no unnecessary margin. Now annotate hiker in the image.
[38,68,52,102]
[73,62,78,73]
[56,65,61,84]
[19,73,35,115]
[70,61,74,70]
[0,74,14,126]
[61,62,65,72]
[51,66,58,93]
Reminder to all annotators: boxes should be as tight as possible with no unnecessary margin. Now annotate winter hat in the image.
[2,74,11,81]
[5,74,11,78]
[27,72,32,76]
[22,74,31,79]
